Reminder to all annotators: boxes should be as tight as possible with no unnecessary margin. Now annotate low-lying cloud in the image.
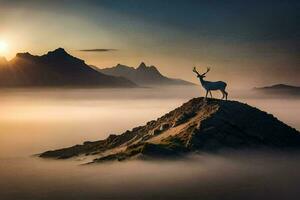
[79,49,117,52]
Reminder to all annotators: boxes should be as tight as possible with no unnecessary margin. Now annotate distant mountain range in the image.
[0,48,194,88]
[0,48,136,88]
[97,62,194,86]
[255,84,300,96]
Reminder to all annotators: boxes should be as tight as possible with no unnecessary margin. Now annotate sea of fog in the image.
[0,86,299,200]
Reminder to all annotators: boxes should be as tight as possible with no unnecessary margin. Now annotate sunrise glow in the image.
[0,40,8,55]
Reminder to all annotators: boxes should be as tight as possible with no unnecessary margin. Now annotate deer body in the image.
[193,67,228,100]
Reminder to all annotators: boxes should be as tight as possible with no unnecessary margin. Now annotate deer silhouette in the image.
[193,67,228,100]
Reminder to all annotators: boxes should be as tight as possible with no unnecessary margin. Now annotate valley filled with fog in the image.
[0,86,299,200]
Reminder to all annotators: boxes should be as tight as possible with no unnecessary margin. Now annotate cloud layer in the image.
[79,49,117,52]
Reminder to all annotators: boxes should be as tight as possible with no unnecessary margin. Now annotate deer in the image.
[192,67,228,100]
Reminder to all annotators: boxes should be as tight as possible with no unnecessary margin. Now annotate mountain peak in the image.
[137,62,147,69]
[46,48,69,56]
[42,47,84,63]
[255,84,300,96]
[268,84,299,89]
[15,52,35,59]
[99,62,194,86]
[256,84,300,89]
[116,63,128,68]
[0,48,136,88]
[136,62,160,74]
[148,65,160,72]
[136,62,163,77]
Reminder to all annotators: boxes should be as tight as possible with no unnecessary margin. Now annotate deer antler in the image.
[193,67,200,76]
[202,67,210,76]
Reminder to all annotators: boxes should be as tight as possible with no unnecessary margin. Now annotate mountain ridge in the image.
[98,62,194,86]
[255,84,300,96]
[0,48,136,88]
[255,84,300,90]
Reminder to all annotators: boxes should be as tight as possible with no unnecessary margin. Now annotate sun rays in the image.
[0,40,8,55]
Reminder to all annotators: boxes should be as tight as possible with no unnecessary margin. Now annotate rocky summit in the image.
[40,98,300,163]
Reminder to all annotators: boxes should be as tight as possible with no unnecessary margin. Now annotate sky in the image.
[0,0,299,88]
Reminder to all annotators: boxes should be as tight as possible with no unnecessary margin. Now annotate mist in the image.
[2,152,300,200]
[0,86,299,200]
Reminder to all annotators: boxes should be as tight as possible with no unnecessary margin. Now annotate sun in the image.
[0,40,8,54]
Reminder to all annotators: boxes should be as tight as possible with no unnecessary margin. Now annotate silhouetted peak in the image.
[116,63,125,68]
[47,48,69,56]
[115,63,132,69]
[257,84,300,90]
[55,47,66,52]
[149,65,159,72]
[16,52,34,59]
[137,62,147,70]
[42,47,84,63]
[270,84,297,89]
[137,62,161,75]
[99,62,194,85]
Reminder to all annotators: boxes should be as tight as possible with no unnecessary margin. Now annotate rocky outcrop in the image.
[40,98,300,163]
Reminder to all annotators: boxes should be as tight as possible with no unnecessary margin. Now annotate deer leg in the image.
[224,90,228,100]
[220,90,225,99]
[209,91,213,98]
[205,90,208,98]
